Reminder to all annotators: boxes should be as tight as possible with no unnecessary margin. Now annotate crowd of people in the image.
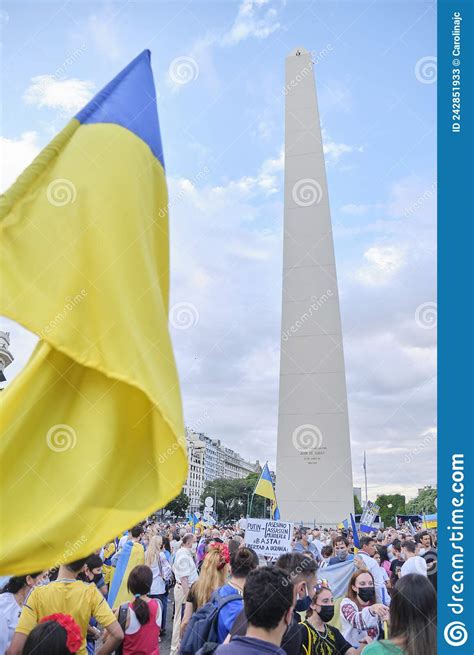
[0,517,437,655]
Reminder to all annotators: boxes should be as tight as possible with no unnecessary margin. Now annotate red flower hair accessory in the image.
[208,542,231,570]
[39,613,82,653]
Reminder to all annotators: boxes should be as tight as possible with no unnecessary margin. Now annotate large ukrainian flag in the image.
[0,50,188,575]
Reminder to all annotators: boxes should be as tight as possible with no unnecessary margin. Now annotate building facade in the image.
[184,428,258,512]
[183,431,206,513]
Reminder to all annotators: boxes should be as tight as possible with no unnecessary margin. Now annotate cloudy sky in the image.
[1,0,436,500]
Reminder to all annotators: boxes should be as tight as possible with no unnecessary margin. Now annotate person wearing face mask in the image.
[215,567,294,655]
[340,570,388,649]
[229,552,317,655]
[84,556,108,597]
[300,580,364,655]
[329,538,354,566]
[293,531,320,563]
[0,573,48,655]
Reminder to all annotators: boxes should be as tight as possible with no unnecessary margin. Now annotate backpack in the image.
[112,603,129,655]
[179,590,242,655]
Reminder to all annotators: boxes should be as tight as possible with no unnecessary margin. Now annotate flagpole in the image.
[248,491,255,518]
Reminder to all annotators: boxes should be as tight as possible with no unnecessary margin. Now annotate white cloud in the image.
[0,131,41,192]
[87,9,122,62]
[221,0,282,46]
[1,152,436,497]
[321,128,363,166]
[23,76,95,114]
[355,245,406,286]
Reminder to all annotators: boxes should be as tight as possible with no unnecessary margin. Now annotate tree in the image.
[406,486,437,515]
[200,474,265,522]
[354,495,363,514]
[165,491,190,517]
[375,494,406,527]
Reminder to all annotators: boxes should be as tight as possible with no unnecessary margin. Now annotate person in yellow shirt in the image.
[7,557,124,655]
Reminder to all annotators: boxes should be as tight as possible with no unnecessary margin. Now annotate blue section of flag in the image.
[261,463,273,482]
[343,519,349,530]
[273,505,280,520]
[360,524,377,534]
[75,50,165,168]
[108,540,133,607]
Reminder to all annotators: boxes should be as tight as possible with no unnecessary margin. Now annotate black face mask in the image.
[93,573,103,585]
[318,605,335,623]
[357,587,375,602]
[295,596,312,612]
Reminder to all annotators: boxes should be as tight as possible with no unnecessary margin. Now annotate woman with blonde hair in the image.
[145,535,172,636]
[180,542,230,637]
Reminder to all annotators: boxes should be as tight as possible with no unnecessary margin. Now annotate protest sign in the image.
[244,519,293,558]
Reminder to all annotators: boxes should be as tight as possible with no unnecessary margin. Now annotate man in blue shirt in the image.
[292,530,320,562]
[215,567,294,655]
[216,547,259,643]
[328,536,354,566]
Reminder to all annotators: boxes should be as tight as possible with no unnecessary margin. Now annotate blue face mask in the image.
[337,552,348,561]
[295,595,312,612]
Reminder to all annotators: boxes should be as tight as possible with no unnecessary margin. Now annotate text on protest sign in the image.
[244,519,293,558]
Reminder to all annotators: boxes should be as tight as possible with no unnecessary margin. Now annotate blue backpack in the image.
[179,590,242,655]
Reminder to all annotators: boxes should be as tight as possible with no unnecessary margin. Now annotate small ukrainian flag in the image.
[254,463,280,519]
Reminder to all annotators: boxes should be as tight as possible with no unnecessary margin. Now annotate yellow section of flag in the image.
[0,116,187,574]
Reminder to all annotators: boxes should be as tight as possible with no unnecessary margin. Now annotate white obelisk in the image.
[276,47,354,525]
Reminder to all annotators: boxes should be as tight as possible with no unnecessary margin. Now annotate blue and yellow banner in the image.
[0,50,188,575]
[254,462,277,501]
[422,513,438,529]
